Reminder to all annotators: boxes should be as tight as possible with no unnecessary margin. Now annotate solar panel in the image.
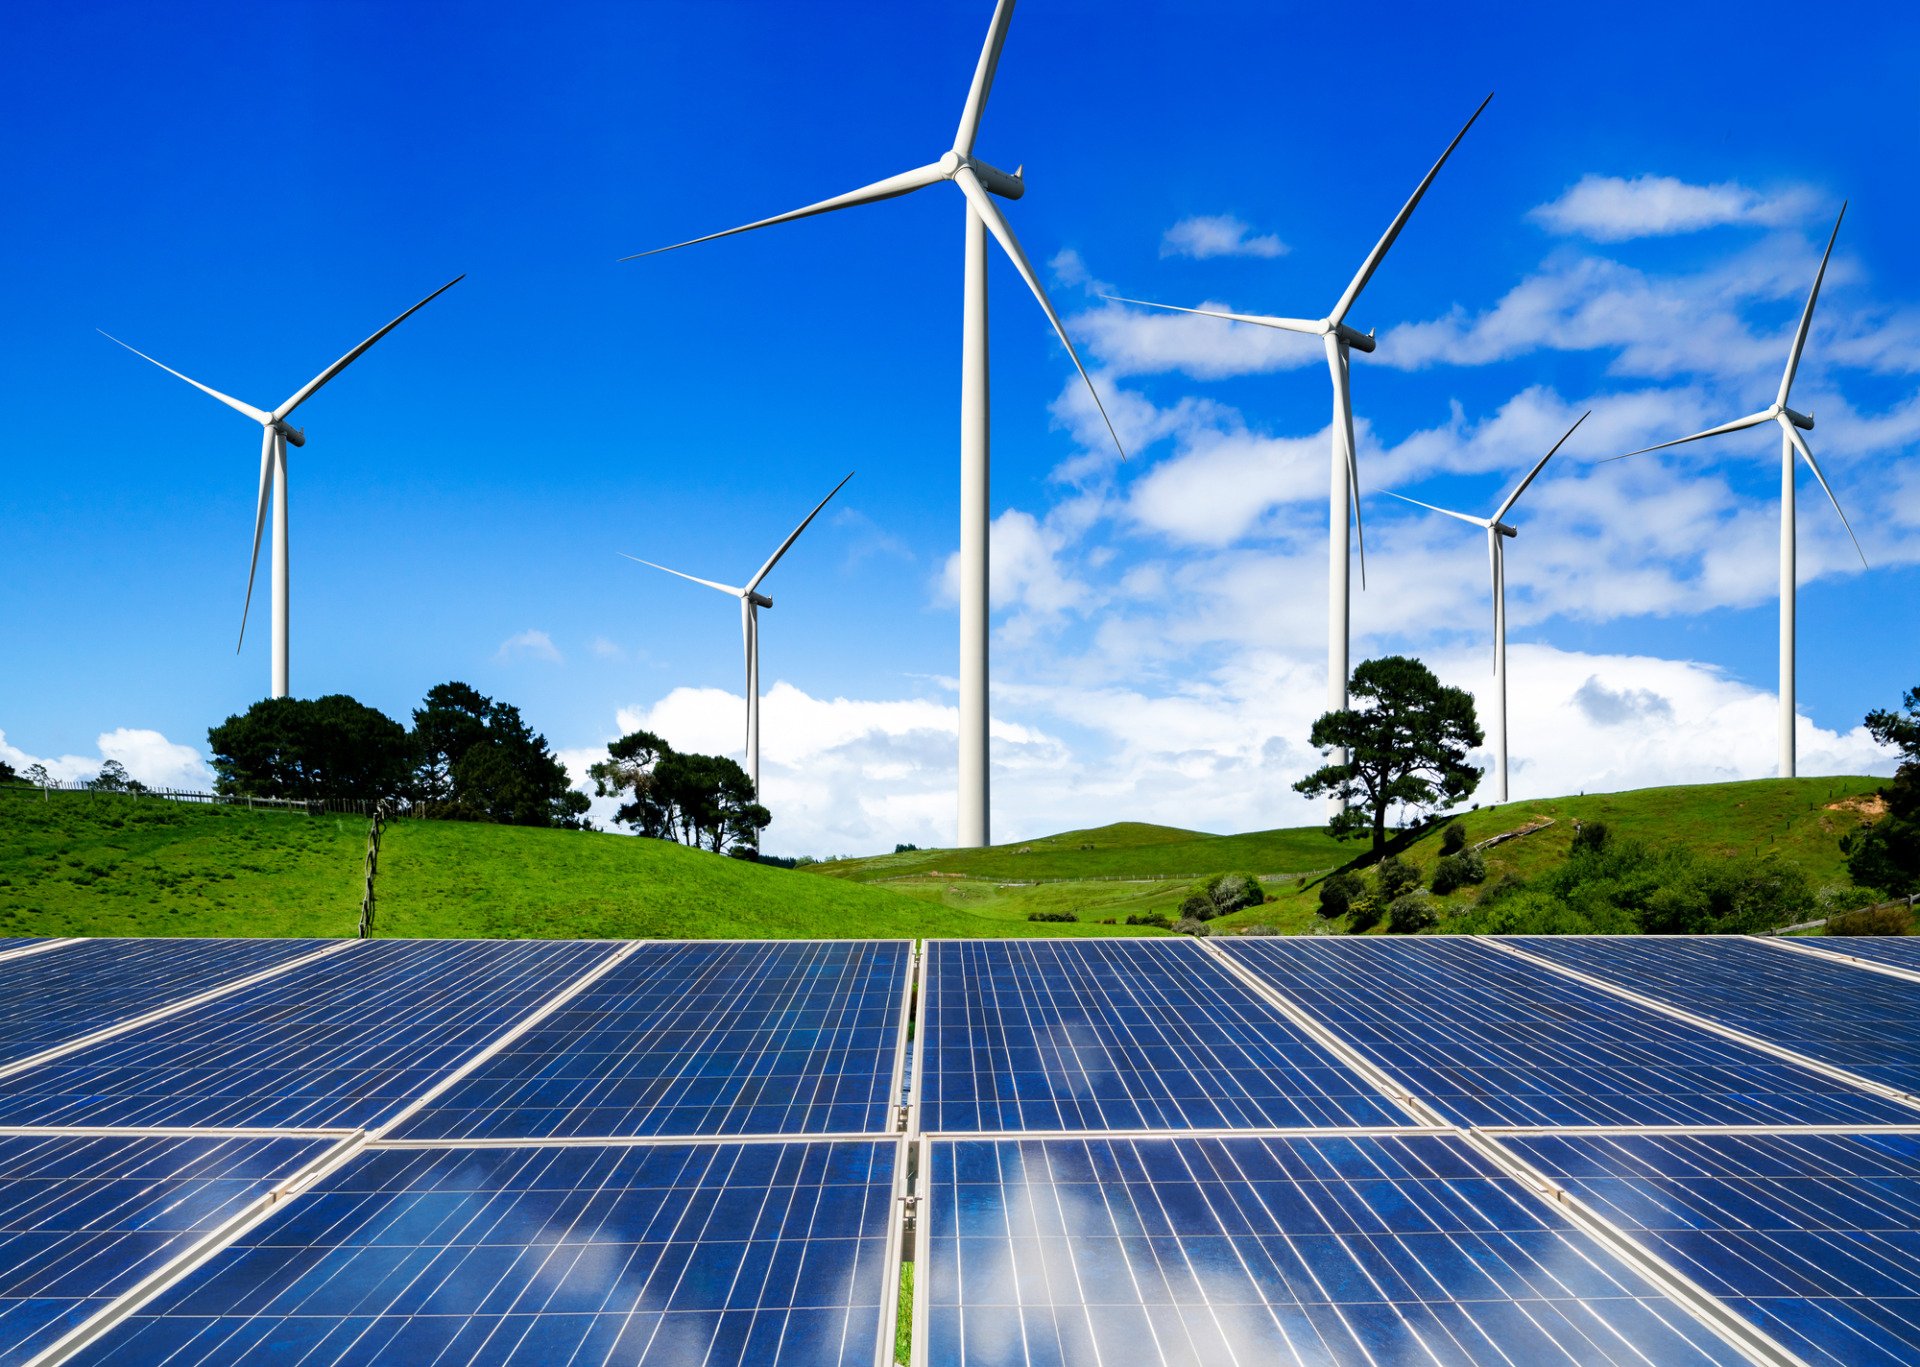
[0,937,330,1070]
[1505,1130,1920,1367]
[0,938,56,961]
[73,1138,902,1367]
[920,939,1405,1133]
[0,938,621,1131]
[1219,937,1918,1127]
[390,940,910,1141]
[921,1133,1748,1366]
[0,1131,333,1363]
[1511,934,1920,1100]
[1800,935,1920,974]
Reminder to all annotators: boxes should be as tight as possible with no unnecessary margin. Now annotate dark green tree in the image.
[208,695,412,799]
[406,684,586,828]
[1843,685,1920,896]
[1294,655,1484,850]
[0,759,16,783]
[410,682,492,801]
[589,732,769,853]
[589,731,677,837]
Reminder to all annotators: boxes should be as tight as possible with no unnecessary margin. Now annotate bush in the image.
[1430,849,1487,896]
[1179,891,1218,921]
[1374,855,1420,902]
[1026,911,1078,923]
[1172,915,1212,937]
[1125,912,1170,928]
[1232,923,1281,936]
[894,843,920,854]
[1205,872,1265,914]
[1346,895,1383,933]
[1569,820,1611,856]
[1440,823,1467,856]
[1316,873,1359,920]
[1387,892,1439,934]
[1828,903,1911,936]
[1641,854,1814,935]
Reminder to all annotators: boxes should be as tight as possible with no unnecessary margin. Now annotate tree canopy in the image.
[208,695,412,800]
[1293,655,1483,849]
[1843,685,1920,896]
[589,730,769,855]
[411,683,588,828]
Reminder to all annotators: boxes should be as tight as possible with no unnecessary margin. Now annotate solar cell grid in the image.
[1220,936,1917,1127]
[921,939,1405,1133]
[921,1133,1747,1366]
[0,1131,333,1363]
[390,940,910,1141]
[1511,934,1920,1100]
[1506,1130,1920,1367]
[0,937,330,1071]
[0,938,620,1131]
[1801,935,1920,975]
[73,1138,901,1367]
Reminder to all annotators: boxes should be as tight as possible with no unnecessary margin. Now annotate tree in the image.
[1842,686,1920,896]
[0,759,14,784]
[589,731,677,836]
[208,695,412,799]
[24,763,51,791]
[589,731,769,854]
[406,684,587,828]
[1293,655,1483,850]
[92,759,133,793]
[410,682,492,802]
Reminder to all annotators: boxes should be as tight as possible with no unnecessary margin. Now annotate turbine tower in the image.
[102,277,462,700]
[622,473,853,798]
[1381,412,1588,804]
[1106,96,1489,808]
[627,0,1123,848]
[1609,205,1866,778]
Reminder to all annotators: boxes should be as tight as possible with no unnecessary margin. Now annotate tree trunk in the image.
[1372,802,1387,851]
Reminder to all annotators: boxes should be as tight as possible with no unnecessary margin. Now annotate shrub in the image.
[1569,820,1611,856]
[1179,891,1218,921]
[893,843,920,854]
[1641,854,1814,935]
[1233,923,1281,936]
[1430,849,1488,896]
[1205,872,1265,913]
[1346,895,1384,933]
[1316,873,1359,920]
[1819,883,1879,917]
[1387,892,1439,934]
[1440,823,1467,856]
[1374,855,1420,902]
[1828,904,1911,936]
[1172,915,1212,937]
[1125,912,1170,928]
[1026,911,1078,923]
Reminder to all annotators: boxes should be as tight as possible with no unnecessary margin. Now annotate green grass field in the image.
[0,774,1892,940]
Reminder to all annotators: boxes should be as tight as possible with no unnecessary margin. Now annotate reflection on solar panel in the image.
[1507,1131,1920,1367]
[1220,937,1916,1127]
[0,1131,332,1362]
[922,940,1404,1133]
[392,941,908,1142]
[1513,934,1920,1099]
[75,1139,900,1367]
[0,939,53,961]
[0,937,328,1069]
[0,939,619,1131]
[1802,935,1920,974]
[922,1133,1746,1366]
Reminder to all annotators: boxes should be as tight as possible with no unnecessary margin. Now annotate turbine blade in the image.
[1330,93,1492,325]
[1493,409,1589,522]
[1778,203,1846,408]
[237,427,275,652]
[1378,488,1489,527]
[954,0,1016,155]
[1782,420,1868,569]
[1099,295,1321,334]
[98,331,271,426]
[957,166,1126,459]
[1329,340,1366,588]
[746,471,855,592]
[623,162,949,260]
[1601,409,1774,463]
[275,276,464,420]
[618,554,744,597]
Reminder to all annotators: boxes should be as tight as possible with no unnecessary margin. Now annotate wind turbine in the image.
[101,277,463,700]
[1381,412,1588,804]
[1104,95,1490,808]
[622,472,853,798]
[1607,205,1866,779]
[626,0,1123,848]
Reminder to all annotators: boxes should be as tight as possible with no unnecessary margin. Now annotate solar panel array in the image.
[0,929,1917,1365]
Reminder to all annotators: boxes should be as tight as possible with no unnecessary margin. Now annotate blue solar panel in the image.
[0,939,54,959]
[1801,935,1920,974]
[1512,934,1920,1100]
[74,1139,901,1367]
[0,1131,332,1363]
[1220,937,1918,1127]
[921,939,1404,1133]
[923,1133,1747,1365]
[391,940,909,1141]
[0,939,620,1131]
[1505,1131,1920,1367]
[0,937,329,1069]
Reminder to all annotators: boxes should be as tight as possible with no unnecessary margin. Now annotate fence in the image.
[0,779,456,820]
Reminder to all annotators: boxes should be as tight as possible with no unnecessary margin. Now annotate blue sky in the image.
[5,1,1918,854]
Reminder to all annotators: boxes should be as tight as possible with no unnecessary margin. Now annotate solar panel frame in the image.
[0,938,67,965]
[1797,934,1920,977]
[918,939,1409,1135]
[1220,936,1919,1128]
[384,940,915,1142]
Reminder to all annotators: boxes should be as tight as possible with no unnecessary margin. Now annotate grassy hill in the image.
[0,775,1892,940]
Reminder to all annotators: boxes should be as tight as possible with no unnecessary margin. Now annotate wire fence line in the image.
[0,778,461,820]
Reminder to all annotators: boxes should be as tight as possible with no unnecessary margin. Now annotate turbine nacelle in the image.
[1331,322,1376,354]
[1783,405,1814,431]
[274,422,306,448]
[1493,521,1517,539]
[747,591,774,609]
[938,150,1024,199]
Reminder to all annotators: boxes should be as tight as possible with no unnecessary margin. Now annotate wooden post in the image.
[358,798,389,939]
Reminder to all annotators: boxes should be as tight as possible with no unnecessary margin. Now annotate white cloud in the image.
[1161,214,1288,260]
[589,636,623,660]
[496,629,562,664]
[1070,298,1320,381]
[1530,175,1819,241]
[0,727,213,790]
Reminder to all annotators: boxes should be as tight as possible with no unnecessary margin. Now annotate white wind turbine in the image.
[1105,95,1490,807]
[101,277,462,700]
[1608,205,1866,779]
[622,472,854,798]
[1381,412,1589,804]
[627,0,1123,848]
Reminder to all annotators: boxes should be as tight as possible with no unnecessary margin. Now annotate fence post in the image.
[358,798,389,940]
